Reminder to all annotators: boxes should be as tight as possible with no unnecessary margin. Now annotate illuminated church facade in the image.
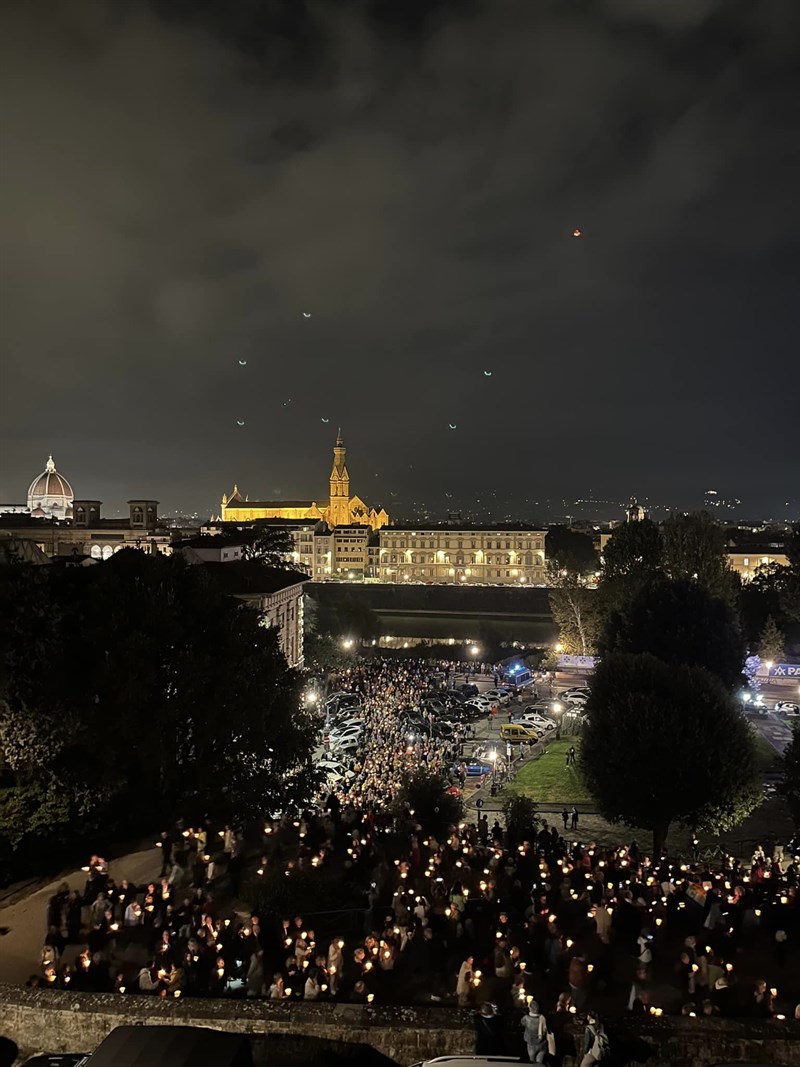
[220,431,389,531]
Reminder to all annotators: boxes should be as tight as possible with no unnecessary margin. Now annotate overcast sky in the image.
[1,0,798,519]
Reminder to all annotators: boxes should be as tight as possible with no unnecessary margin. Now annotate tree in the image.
[502,794,539,847]
[0,552,317,849]
[600,578,745,690]
[758,616,784,665]
[580,653,760,856]
[779,723,800,829]
[394,769,464,837]
[599,519,664,622]
[661,511,736,602]
[602,519,663,584]
[545,526,599,578]
[241,524,295,568]
[548,582,603,656]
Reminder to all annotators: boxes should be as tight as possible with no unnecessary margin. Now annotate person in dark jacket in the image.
[474,1001,506,1055]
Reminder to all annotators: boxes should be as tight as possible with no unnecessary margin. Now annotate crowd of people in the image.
[31,656,799,1063]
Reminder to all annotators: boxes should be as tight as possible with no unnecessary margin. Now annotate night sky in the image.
[1,0,798,520]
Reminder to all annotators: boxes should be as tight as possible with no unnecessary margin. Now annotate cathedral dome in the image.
[27,455,74,517]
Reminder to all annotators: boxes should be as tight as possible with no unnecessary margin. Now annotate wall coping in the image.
[2,984,799,1041]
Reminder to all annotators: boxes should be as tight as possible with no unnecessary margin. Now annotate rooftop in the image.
[202,560,310,597]
[381,522,547,533]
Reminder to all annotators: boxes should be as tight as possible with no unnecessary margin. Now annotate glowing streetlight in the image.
[555,642,563,653]
[341,637,354,650]
[469,644,480,656]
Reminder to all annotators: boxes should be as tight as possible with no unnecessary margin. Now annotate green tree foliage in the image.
[599,519,664,620]
[548,582,603,656]
[394,769,464,837]
[303,631,352,671]
[757,615,784,664]
[580,653,760,856]
[779,724,800,829]
[661,511,736,602]
[601,579,744,690]
[780,526,800,624]
[602,519,664,584]
[502,794,539,846]
[241,523,295,567]
[786,523,800,571]
[0,552,317,850]
[545,526,599,577]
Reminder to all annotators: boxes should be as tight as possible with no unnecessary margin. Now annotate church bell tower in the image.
[328,429,351,527]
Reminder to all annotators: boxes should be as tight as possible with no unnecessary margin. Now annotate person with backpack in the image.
[521,999,553,1063]
[581,1011,611,1066]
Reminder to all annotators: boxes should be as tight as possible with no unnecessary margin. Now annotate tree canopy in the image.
[240,523,296,567]
[757,615,784,664]
[600,578,744,690]
[602,518,664,584]
[661,511,736,602]
[580,653,760,856]
[545,526,599,577]
[0,552,317,853]
[548,582,603,657]
[779,723,800,830]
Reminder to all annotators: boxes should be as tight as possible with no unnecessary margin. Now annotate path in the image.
[0,847,161,985]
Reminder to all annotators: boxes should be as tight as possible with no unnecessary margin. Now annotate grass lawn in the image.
[507,738,591,803]
[752,730,780,775]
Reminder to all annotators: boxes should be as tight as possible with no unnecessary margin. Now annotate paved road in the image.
[750,709,794,754]
[0,847,161,986]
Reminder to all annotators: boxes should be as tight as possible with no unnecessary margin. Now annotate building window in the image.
[743,557,749,566]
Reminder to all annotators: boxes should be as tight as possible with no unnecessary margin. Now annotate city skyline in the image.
[2,444,797,526]
[2,1,799,517]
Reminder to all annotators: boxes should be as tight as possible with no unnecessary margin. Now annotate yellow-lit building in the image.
[220,430,389,531]
[728,550,788,581]
[376,525,547,585]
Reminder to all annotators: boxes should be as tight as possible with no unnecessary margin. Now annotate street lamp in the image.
[469,644,480,656]
[341,637,354,650]
[555,642,563,653]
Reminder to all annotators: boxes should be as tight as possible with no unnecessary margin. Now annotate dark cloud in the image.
[1,0,798,518]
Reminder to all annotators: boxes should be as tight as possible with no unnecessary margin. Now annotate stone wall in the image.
[1,986,799,1066]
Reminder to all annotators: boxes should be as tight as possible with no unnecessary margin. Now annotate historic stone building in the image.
[201,561,309,668]
[375,525,547,585]
[220,430,389,531]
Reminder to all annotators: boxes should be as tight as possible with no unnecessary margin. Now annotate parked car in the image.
[463,759,493,777]
[563,693,589,707]
[485,688,511,706]
[457,683,479,697]
[513,712,556,731]
[775,701,800,716]
[500,723,540,742]
[468,695,494,710]
[329,735,361,755]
